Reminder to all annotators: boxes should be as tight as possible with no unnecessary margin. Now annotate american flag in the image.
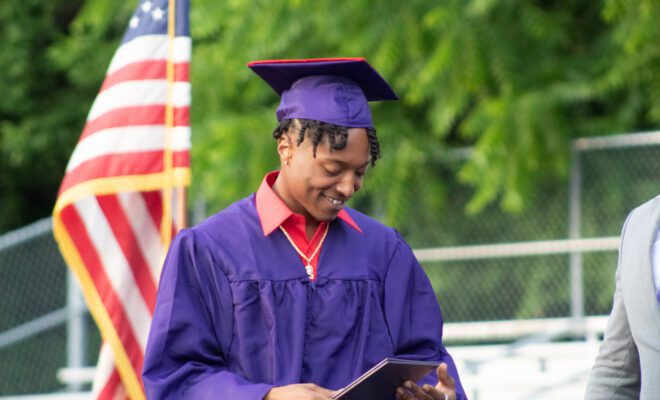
[52,0,190,398]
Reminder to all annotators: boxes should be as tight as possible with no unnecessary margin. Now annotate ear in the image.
[277,132,294,167]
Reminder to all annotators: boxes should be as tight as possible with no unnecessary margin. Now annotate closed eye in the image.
[323,167,341,177]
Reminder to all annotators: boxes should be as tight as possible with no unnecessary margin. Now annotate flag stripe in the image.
[59,204,145,394]
[59,150,190,195]
[97,195,158,313]
[101,61,189,92]
[82,106,189,140]
[171,187,186,233]
[66,126,190,172]
[111,382,127,400]
[73,196,153,352]
[118,191,164,284]
[141,191,165,240]
[98,370,122,400]
[87,81,190,122]
[108,35,191,74]
[92,344,116,398]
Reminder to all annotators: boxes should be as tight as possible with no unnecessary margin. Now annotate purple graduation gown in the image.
[143,194,466,399]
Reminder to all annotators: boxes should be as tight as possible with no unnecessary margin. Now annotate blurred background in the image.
[1,0,659,399]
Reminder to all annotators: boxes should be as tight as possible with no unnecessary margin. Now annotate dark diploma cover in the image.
[333,358,439,400]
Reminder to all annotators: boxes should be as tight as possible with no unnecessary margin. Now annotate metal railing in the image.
[1,131,658,397]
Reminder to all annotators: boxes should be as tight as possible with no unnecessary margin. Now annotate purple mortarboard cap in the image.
[248,58,398,128]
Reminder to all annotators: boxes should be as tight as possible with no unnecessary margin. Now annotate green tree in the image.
[0,0,81,232]
[2,0,659,234]
[0,1,138,233]
[1,0,658,318]
[185,0,660,220]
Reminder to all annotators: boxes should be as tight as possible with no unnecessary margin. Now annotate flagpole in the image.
[162,0,177,247]
[177,187,187,229]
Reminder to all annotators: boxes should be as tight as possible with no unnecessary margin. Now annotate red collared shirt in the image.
[255,171,361,280]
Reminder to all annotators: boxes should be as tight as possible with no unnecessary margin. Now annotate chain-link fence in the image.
[0,221,101,396]
[0,132,658,395]
[359,132,659,323]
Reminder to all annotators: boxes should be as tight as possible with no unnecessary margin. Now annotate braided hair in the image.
[272,119,381,166]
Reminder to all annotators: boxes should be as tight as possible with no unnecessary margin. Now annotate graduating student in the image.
[143,58,466,400]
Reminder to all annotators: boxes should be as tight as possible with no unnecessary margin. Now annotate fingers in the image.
[433,363,456,400]
[303,383,336,398]
[265,383,336,400]
[436,363,456,391]
[421,384,450,400]
[408,381,435,400]
[396,381,434,400]
[392,363,461,400]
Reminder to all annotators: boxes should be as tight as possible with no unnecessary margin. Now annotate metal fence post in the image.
[193,196,207,226]
[66,271,86,391]
[568,146,585,337]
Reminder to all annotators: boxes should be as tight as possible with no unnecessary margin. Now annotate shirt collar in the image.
[255,171,362,236]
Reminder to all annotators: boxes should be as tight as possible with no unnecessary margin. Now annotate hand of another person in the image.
[395,363,456,400]
[264,383,337,400]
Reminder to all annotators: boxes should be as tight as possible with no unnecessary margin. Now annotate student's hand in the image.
[395,363,456,400]
[264,383,337,400]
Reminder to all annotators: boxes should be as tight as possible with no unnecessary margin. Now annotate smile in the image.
[323,195,345,206]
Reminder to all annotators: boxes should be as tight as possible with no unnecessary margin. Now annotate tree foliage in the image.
[186,0,660,219]
[0,0,133,232]
[1,0,659,234]
[0,0,80,232]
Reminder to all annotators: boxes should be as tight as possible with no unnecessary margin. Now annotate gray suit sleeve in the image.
[584,216,641,400]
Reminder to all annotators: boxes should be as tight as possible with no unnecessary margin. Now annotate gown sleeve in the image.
[142,229,274,400]
[383,232,467,400]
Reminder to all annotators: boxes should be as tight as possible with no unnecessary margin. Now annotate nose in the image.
[335,173,361,198]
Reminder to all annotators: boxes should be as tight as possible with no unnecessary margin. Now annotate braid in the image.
[272,119,292,139]
[272,119,381,166]
[366,127,380,166]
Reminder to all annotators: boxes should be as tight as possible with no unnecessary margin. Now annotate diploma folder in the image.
[333,358,439,400]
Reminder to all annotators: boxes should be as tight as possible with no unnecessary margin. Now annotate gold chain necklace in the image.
[279,223,330,280]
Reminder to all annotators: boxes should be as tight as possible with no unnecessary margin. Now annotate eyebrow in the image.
[325,158,370,169]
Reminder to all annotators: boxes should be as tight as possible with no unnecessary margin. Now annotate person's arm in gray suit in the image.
[584,217,641,400]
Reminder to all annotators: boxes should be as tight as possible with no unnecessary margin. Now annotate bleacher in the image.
[0,316,608,400]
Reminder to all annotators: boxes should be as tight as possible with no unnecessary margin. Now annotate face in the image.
[277,125,371,223]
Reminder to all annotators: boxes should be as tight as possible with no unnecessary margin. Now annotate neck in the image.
[305,219,320,241]
[272,172,320,240]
